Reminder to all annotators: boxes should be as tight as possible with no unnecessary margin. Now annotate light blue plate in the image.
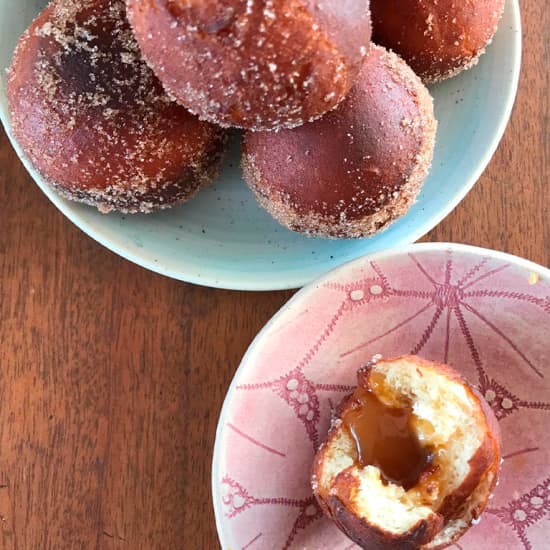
[0,0,521,290]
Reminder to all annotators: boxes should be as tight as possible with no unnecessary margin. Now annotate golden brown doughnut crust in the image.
[126,0,372,131]
[8,0,228,214]
[370,0,505,83]
[241,45,437,239]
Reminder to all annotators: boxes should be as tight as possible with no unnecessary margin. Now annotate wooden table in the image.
[0,5,548,549]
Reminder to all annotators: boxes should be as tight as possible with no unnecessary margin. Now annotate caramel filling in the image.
[342,388,433,490]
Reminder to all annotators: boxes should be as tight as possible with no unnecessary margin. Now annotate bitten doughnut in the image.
[370,0,505,83]
[126,0,372,131]
[312,356,501,549]
[241,45,436,239]
[7,0,228,214]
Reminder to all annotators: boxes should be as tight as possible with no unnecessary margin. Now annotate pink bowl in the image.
[213,243,550,550]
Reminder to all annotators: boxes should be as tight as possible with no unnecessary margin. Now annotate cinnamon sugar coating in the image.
[126,0,372,131]
[8,0,228,214]
[242,45,437,239]
[371,0,505,83]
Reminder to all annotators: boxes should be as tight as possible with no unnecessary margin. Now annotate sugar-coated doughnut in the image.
[8,0,228,214]
[370,0,505,83]
[241,45,437,239]
[126,0,372,131]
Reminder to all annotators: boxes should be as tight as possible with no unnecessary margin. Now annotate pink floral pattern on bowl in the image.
[213,244,550,550]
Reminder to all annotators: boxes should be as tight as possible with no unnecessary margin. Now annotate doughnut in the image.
[7,0,228,214]
[241,45,437,239]
[312,356,501,549]
[370,0,505,83]
[125,0,372,131]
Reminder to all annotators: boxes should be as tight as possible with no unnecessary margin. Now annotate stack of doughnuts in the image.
[7,0,504,235]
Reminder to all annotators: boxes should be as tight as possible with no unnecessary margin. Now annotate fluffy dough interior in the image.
[317,357,487,535]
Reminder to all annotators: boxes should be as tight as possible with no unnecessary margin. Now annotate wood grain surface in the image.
[0,3,548,549]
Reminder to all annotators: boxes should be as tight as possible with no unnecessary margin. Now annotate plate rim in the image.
[211,240,550,547]
[0,0,522,291]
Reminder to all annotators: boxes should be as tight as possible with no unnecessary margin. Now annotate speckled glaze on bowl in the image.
[0,2,521,290]
[213,243,550,549]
